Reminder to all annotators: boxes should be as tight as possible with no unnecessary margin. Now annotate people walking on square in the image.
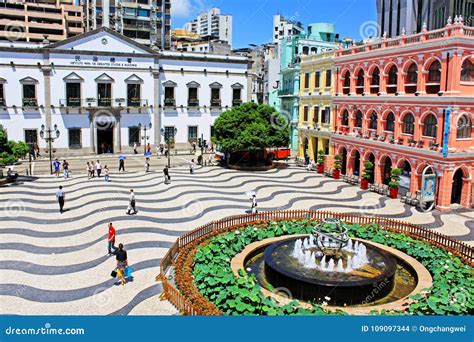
[250,194,258,214]
[53,159,61,178]
[35,144,41,158]
[96,160,102,178]
[115,243,128,285]
[91,161,96,178]
[126,189,137,215]
[163,166,170,184]
[29,144,36,160]
[56,185,65,213]
[156,144,161,158]
[192,142,196,153]
[147,143,151,153]
[190,159,195,174]
[107,222,118,256]
[145,157,150,173]
[104,165,110,182]
[133,143,138,154]
[62,160,69,179]
[118,158,125,172]
[86,162,92,179]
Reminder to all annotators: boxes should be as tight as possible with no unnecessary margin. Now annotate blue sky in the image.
[171,0,378,48]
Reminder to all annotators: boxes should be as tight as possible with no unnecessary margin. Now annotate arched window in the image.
[369,112,378,130]
[457,115,472,139]
[461,59,474,82]
[385,112,395,132]
[341,110,349,126]
[402,113,415,134]
[426,60,441,94]
[423,114,437,137]
[355,110,363,128]
[386,65,398,94]
[370,67,380,94]
[342,71,351,95]
[356,69,364,94]
[405,63,418,94]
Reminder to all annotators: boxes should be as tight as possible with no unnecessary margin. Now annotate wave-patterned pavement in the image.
[0,165,472,315]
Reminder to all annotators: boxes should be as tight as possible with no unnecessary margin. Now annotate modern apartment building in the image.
[376,0,473,37]
[332,20,473,210]
[82,0,171,49]
[273,14,304,44]
[171,28,231,55]
[0,0,83,43]
[184,7,232,47]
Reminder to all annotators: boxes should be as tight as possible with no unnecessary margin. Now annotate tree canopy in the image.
[212,103,290,152]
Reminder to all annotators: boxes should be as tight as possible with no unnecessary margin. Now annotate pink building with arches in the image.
[332,18,473,210]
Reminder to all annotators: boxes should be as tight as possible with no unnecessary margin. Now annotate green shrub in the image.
[0,152,17,167]
[8,141,29,159]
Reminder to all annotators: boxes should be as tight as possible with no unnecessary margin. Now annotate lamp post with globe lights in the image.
[161,127,177,168]
[40,124,60,174]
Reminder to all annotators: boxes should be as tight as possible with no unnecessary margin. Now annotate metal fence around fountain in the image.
[156,210,474,315]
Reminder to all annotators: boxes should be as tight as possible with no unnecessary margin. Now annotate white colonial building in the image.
[0,28,249,154]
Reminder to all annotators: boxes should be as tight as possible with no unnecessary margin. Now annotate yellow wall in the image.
[297,51,335,160]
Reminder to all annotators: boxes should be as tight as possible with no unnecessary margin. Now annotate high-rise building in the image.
[82,0,171,49]
[184,8,232,47]
[272,14,304,44]
[0,0,83,43]
[376,0,473,37]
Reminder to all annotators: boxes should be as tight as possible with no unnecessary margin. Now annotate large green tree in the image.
[212,102,290,154]
[0,125,29,167]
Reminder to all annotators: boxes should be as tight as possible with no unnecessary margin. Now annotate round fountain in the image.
[258,219,401,306]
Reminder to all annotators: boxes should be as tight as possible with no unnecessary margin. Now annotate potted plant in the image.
[333,154,342,179]
[388,167,402,199]
[361,161,374,190]
[316,150,325,173]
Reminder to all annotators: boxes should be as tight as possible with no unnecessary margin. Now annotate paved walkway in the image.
[0,166,472,315]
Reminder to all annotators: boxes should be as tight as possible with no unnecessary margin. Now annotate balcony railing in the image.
[336,22,472,57]
[210,99,221,108]
[232,99,242,107]
[22,98,37,107]
[59,98,148,108]
[164,98,176,107]
[277,89,294,96]
[188,99,199,107]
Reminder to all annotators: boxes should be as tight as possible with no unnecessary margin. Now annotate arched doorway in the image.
[382,156,392,185]
[302,137,309,163]
[353,150,361,176]
[451,169,464,204]
[367,153,375,184]
[399,160,412,195]
[341,147,347,175]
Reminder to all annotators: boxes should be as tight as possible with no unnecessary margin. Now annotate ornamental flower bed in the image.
[173,219,473,316]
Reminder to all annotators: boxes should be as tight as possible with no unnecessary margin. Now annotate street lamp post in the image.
[40,124,60,174]
[138,122,152,153]
[161,127,177,168]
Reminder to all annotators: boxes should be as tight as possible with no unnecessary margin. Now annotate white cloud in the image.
[171,0,207,18]
[171,0,192,17]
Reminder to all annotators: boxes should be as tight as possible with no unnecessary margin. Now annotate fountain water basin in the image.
[264,236,398,305]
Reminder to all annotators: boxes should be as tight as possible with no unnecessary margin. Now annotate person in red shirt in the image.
[108,222,118,256]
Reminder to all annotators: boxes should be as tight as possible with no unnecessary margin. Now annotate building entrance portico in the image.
[89,108,122,155]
